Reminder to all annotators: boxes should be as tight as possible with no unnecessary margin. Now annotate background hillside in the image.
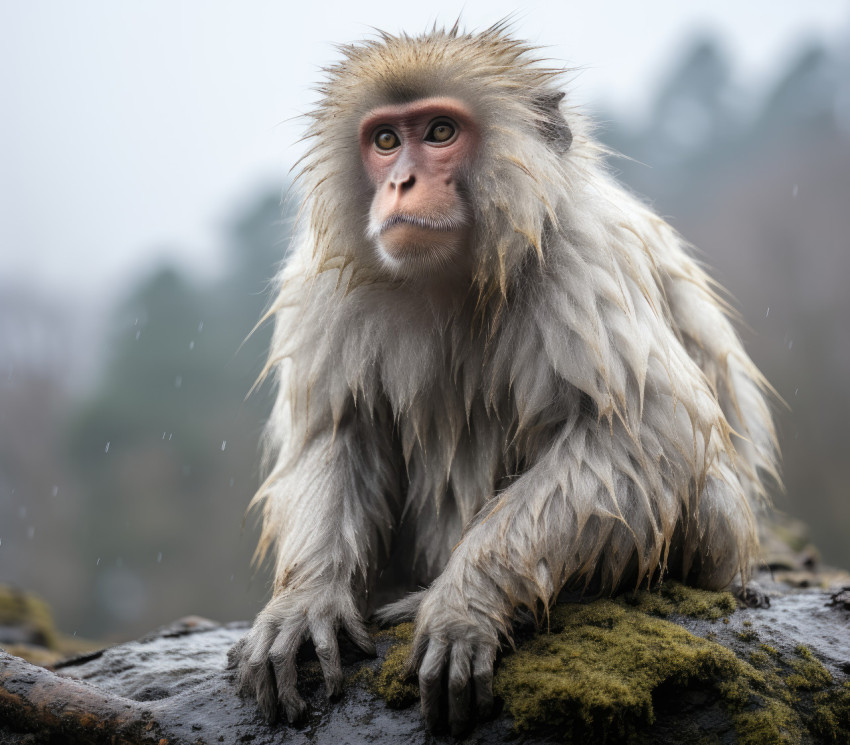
[1,30,849,640]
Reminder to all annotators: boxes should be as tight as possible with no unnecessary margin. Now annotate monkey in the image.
[228,24,779,735]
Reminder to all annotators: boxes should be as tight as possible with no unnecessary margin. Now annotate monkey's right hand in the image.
[227,584,376,723]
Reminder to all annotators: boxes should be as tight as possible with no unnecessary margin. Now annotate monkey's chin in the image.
[377,224,468,276]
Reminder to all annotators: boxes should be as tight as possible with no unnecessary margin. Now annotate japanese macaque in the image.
[229,24,779,734]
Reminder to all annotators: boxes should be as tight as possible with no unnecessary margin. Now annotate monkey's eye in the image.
[425,119,456,144]
[374,129,400,151]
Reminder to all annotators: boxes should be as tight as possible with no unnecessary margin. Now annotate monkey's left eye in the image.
[374,129,400,150]
[425,119,456,143]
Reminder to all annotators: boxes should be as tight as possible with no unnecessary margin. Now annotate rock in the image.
[1,580,849,744]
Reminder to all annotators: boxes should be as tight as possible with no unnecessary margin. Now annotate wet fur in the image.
[232,23,779,729]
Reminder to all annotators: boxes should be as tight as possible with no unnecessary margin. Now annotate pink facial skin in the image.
[359,97,479,271]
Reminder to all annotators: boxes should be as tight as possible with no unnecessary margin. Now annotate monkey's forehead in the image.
[313,25,566,117]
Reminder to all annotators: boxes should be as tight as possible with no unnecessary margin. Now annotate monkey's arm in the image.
[229,405,400,723]
[412,416,754,734]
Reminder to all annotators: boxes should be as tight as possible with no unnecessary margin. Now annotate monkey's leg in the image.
[229,412,400,723]
[671,470,769,606]
[411,422,756,734]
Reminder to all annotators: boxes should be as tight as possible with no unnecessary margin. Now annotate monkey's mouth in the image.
[370,211,470,267]
[377,213,464,235]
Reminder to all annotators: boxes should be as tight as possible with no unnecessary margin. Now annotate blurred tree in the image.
[66,186,292,638]
[598,37,850,569]
[5,30,850,644]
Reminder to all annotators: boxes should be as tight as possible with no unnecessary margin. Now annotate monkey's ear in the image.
[534,91,572,154]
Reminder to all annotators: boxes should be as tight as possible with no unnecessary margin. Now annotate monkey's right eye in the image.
[374,130,400,151]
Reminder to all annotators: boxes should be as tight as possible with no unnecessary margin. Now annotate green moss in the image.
[0,584,58,650]
[785,646,833,692]
[749,650,770,668]
[494,599,763,740]
[734,699,801,745]
[811,682,850,744]
[366,622,418,708]
[623,581,737,620]
[368,586,848,744]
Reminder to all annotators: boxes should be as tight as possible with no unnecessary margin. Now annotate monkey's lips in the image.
[376,213,466,257]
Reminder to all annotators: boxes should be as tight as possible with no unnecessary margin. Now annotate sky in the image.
[1,0,848,301]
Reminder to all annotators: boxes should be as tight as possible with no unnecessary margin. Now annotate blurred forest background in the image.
[2,30,850,641]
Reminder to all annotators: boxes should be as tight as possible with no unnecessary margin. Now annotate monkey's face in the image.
[360,97,478,277]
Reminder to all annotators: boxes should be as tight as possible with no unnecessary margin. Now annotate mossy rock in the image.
[372,583,849,744]
[359,621,419,708]
[0,584,59,650]
[0,584,99,664]
[494,598,768,741]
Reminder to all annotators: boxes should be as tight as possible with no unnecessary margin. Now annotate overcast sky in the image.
[2,0,848,300]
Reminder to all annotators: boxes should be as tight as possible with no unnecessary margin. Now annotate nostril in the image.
[391,173,415,191]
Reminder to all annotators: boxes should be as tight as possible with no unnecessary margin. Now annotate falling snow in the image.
[105,441,110,453]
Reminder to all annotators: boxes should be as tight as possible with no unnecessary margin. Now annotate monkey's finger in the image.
[447,643,472,736]
[310,622,344,699]
[269,625,308,724]
[226,637,246,670]
[240,623,279,720]
[472,643,496,718]
[342,615,377,657]
[418,638,448,731]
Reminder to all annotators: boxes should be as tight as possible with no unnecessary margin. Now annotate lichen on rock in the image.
[493,597,766,741]
[370,582,850,744]
[359,621,418,708]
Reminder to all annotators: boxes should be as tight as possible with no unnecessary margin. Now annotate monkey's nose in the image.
[391,173,416,192]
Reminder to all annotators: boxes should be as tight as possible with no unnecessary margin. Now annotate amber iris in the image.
[426,120,455,143]
[375,130,399,150]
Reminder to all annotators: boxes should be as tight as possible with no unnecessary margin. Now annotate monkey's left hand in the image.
[412,579,502,736]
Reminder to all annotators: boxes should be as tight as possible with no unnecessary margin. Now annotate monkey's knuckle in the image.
[419,668,443,688]
[473,667,493,686]
[245,648,268,671]
[267,637,296,665]
[314,641,335,660]
[448,673,469,696]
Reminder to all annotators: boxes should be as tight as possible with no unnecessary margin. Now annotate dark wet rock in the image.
[1,581,849,744]
[827,587,850,611]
